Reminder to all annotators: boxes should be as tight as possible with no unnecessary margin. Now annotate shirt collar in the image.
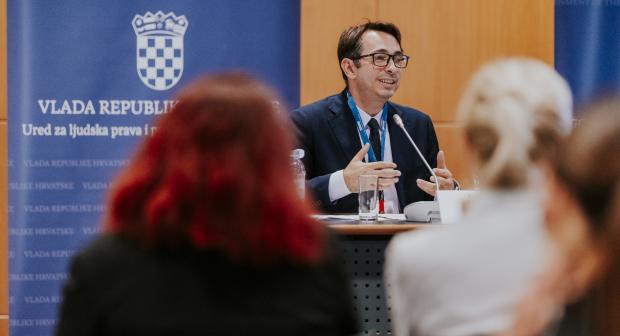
[356,104,383,128]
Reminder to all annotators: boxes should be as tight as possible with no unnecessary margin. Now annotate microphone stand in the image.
[393,114,441,222]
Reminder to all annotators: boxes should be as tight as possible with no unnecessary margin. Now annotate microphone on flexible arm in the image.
[392,114,441,222]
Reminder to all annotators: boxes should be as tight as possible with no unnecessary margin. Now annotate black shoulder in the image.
[69,235,145,280]
[291,93,342,121]
[75,235,138,261]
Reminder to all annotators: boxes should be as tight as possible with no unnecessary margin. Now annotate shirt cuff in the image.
[328,170,352,202]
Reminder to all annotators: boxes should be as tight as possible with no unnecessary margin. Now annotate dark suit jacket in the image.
[291,90,439,213]
[55,234,359,336]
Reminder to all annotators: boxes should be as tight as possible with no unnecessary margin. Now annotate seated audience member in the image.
[503,97,620,336]
[55,73,359,336]
[384,58,573,336]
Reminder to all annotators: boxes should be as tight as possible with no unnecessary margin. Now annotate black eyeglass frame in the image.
[352,52,411,68]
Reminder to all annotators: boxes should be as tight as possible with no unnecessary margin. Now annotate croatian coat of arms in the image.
[132,11,188,91]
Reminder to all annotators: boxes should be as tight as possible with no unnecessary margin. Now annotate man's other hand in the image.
[416,150,457,196]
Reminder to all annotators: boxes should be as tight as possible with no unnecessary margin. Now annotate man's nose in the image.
[385,58,398,73]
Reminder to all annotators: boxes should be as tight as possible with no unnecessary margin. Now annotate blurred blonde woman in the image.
[385,58,573,336]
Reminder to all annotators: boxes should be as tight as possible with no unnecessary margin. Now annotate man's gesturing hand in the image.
[416,150,456,196]
[343,144,401,193]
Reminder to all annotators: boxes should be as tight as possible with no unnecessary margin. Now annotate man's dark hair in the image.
[337,21,402,85]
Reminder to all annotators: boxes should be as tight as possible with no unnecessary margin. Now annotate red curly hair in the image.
[106,73,323,265]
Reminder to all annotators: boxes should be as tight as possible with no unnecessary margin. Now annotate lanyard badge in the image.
[347,92,389,213]
[346,92,388,162]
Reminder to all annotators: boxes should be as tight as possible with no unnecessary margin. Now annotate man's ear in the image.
[341,58,357,80]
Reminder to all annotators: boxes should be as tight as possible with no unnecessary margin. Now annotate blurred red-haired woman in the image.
[56,73,359,336]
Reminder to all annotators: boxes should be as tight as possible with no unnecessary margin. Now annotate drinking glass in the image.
[358,175,379,222]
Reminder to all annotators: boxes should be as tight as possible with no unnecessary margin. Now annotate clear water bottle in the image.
[291,149,306,198]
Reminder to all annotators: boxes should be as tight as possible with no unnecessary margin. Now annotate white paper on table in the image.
[312,214,406,221]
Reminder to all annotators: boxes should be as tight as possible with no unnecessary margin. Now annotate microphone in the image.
[392,114,440,222]
[393,114,439,196]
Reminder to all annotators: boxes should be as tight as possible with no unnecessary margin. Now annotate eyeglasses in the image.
[353,52,410,68]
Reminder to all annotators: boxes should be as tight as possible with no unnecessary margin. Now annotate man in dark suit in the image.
[291,21,457,214]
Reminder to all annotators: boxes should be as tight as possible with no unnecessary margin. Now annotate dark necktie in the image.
[367,118,382,161]
[368,118,385,213]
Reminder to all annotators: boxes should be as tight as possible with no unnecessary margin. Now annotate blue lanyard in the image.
[346,92,388,162]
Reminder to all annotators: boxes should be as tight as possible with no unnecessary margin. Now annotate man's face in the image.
[350,30,403,104]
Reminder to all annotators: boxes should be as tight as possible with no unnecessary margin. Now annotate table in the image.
[324,217,441,336]
[330,223,427,235]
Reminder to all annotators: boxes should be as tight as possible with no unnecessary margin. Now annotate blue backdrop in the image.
[555,1,620,109]
[7,1,300,335]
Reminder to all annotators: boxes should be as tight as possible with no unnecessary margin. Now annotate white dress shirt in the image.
[328,106,400,213]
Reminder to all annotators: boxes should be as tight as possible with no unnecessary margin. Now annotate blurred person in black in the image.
[55,73,359,336]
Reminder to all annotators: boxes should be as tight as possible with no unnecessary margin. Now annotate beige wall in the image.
[1,0,7,334]
[301,0,554,188]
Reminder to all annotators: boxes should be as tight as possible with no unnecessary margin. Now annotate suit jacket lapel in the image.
[327,91,362,164]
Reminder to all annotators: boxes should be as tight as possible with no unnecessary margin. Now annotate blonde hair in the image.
[458,58,573,188]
